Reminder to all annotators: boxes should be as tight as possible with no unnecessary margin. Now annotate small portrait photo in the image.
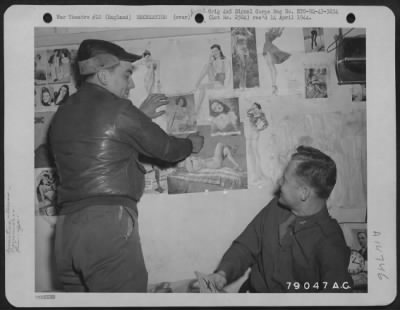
[231,27,260,89]
[305,67,328,99]
[303,27,325,52]
[35,50,48,84]
[340,223,368,292]
[46,48,73,83]
[35,85,56,111]
[351,84,366,102]
[165,93,197,135]
[209,97,241,136]
[353,229,368,262]
[53,83,72,106]
[35,168,59,216]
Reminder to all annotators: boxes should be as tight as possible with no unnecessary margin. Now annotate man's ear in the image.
[96,70,108,86]
[300,186,311,201]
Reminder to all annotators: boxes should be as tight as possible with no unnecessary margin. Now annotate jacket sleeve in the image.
[216,205,268,284]
[115,100,193,163]
[317,233,354,292]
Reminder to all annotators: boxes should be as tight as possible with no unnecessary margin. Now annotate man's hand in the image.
[139,94,169,119]
[186,133,204,154]
[206,271,227,291]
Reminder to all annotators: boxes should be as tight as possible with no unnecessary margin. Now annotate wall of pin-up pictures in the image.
[35,27,367,289]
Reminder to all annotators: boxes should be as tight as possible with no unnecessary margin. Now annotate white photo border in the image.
[4,4,396,307]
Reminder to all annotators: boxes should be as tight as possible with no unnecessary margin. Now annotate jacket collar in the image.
[80,81,119,99]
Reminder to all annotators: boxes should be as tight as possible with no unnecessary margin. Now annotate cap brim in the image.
[120,51,142,63]
[78,52,143,75]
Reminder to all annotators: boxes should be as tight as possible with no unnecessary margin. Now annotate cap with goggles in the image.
[77,39,142,75]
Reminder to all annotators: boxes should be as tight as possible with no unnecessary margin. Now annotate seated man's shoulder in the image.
[262,198,285,216]
[263,197,278,209]
[319,217,343,238]
[317,219,349,253]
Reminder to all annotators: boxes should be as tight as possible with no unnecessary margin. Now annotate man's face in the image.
[277,160,303,209]
[105,60,135,99]
[358,232,367,248]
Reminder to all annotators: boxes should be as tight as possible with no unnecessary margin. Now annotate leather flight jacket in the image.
[49,82,192,214]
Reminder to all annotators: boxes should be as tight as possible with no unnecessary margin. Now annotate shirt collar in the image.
[294,206,330,228]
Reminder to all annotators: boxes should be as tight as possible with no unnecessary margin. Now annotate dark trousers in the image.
[54,204,148,292]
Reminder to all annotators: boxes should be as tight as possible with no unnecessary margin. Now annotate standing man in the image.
[207,146,353,292]
[49,39,204,292]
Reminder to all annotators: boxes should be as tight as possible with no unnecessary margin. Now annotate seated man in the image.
[207,146,353,292]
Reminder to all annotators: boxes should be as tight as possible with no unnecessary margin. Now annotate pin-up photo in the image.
[167,124,247,194]
[340,223,368,292]
[352,84,366,102]
[231,27,260,89]
[35,168,59,216]
[35,85,56,111]
[35,50,48,84]
[46,48,74,83]
[53,83,75,106]
[165,93,197,135]
[305,67,328,99]
[303,27,325,53]
[209,97,241,136]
